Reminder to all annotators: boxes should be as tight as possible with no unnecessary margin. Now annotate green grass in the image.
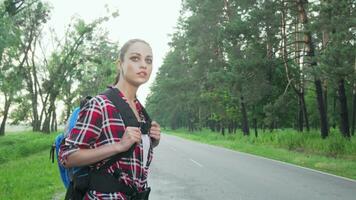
[0,132,65,200]
[165,128,356,180]
[1,129,355,199]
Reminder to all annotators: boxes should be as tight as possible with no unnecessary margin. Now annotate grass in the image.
[1,129,355,199]
[0,131,65,200]
[165,128,356,180]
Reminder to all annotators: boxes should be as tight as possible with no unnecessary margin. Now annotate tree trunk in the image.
[352,82,356,136]
[337,79,350,138]
[42,95,56,133]
[315,79,329,138]
[301,91,310,131]
[298,93,304,132]
[216,121,221,133]
[269,121,274,132]
[323,80,328,119]
[296,0,328,138]
[282,1,309,133]
[228,121,233,134]
[31,91,40,131]
[0,94,12,136]
[240,95,250,135]
[253,118,258,137]
[51,106,57,132]
[21,26,41,132]
[351,58,356,136]
[42,113,51,133]
[31,39,41,131]
[322,20,329,131]
[333,94,337,129]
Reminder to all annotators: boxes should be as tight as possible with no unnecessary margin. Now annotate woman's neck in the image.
[115,80,138,102]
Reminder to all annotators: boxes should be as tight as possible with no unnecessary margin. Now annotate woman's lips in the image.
[137,71,147,76]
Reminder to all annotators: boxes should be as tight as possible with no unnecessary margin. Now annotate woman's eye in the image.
[145,58,152,64]
[130,56,139,62]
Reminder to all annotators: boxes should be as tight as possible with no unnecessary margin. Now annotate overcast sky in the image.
[46,0,182,105]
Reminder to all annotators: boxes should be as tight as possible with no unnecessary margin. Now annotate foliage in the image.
[0,0,120,133]
[147,0,356,139]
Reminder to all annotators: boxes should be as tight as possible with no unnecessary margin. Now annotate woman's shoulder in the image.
[80,94,113,111]
[93,93,110,104]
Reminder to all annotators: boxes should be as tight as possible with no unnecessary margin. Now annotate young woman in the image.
[59,39,161,200]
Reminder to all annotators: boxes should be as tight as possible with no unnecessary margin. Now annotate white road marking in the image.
[190,159,203,167]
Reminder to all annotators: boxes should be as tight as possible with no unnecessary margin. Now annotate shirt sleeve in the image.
[59,97,103,165]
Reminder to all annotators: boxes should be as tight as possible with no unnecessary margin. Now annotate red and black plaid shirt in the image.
[59,90,153,200]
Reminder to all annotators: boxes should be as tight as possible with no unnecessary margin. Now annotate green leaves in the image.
[147,0,355,134]
[0,0,122,132]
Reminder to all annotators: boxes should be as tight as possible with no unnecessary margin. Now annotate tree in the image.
[60,30,119,121]
[317,0,355,138]
[0,0,42,135]
[294,0,329,138]
[40,17,109,133]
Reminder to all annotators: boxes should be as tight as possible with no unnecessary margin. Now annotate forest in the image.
[0,0,355,140]
[146,0,356,139]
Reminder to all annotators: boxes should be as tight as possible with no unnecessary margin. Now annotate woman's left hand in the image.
[150,121,161,147]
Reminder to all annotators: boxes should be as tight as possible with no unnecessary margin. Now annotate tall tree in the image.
[317,0,355,138]
[296,0,329,138]
[0,0,41,135]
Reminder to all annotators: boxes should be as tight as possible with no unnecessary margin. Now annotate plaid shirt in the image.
[59,90,153,200]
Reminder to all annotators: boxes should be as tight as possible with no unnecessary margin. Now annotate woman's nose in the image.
[140,60,147,69]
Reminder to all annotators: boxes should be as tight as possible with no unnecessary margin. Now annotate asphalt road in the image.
[148,134,356,200]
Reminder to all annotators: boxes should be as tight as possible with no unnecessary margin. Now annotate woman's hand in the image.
[64,127,141,168]
[150,121,161,148]
[118,126,142,151]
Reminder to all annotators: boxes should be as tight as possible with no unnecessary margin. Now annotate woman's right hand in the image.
[118,126,142,151]
[64,127,142,168]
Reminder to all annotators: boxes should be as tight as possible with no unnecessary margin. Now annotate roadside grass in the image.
[1,129,354,199]
[165,128,356,180]
[0,132,65,200]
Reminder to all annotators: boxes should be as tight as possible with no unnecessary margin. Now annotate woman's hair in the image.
[113,39,151,85]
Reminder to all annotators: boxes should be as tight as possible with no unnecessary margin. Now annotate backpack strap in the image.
[140,103,152,134]
[102,87,152,134]
[101,87,139,127]
[99,87,151,171]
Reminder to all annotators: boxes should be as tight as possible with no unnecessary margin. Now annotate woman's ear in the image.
[117,60,125,76]
[116,59,121,70]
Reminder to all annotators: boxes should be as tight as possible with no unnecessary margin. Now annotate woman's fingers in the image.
[150,121,161,147]
[125,126,142,143]
[151,121,160,128]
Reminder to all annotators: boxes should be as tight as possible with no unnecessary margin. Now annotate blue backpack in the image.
[51,107,82,188]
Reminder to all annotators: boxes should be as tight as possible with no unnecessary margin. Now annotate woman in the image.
[59,39,161,200]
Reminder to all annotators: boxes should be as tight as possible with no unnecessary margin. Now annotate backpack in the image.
[50,96,91,189]
[50,87,152,199]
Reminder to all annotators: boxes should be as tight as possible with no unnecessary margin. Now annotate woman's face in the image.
[120,42,153,87]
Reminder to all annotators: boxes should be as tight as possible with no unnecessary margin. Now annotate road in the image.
[148,134,356,200]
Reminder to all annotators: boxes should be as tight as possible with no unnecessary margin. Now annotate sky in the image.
[46,0,182,105]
